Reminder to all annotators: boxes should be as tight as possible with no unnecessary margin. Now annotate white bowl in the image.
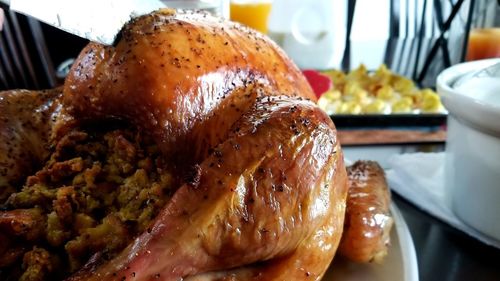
[437,58,500,241]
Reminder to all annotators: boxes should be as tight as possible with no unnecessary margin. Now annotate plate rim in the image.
[390,202,419,281]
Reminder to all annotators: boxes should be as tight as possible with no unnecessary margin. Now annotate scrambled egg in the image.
[319,64,445,115]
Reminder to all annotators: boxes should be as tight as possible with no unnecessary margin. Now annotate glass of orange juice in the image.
[230,0,273,34]
[466,28,500,61]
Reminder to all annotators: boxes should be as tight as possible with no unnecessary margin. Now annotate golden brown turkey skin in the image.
[0,89,63,201]
[63,9,315,166]
[67,97,347,281]
[60,9,346,281]
[0,9,352,281]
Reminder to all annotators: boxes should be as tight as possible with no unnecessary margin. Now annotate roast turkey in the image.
[0,9,392,281]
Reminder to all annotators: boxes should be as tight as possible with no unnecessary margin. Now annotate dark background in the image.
[395,194,500,281]
[0,4,87,90]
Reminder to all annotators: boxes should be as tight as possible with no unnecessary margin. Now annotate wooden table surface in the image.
[338,129,447,146]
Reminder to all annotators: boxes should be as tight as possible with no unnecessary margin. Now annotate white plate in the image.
[323,203,418,281]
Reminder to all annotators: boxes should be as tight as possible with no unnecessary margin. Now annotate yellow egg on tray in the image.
[322,69,346,87]
[318,90,342,115]
[372,64,392,85]
[316,64,446,115]
[338,100,363,115]
[364,100,387,114]
[392,97,414,113]
[421,89,442,113]
[376,85,394,101]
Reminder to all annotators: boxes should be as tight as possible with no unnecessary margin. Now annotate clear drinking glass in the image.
[229,0,272,34]
[466,1,500,61]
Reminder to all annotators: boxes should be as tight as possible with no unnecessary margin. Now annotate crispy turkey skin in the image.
[0,9,394,281]
[61,9,347,281]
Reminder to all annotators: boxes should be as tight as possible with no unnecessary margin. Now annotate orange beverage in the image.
[466,28,500,61]
[230,0,272,34]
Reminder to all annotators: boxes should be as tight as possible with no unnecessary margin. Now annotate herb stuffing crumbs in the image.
[0,125,177,281]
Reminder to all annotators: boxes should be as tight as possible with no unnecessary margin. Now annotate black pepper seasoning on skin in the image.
[213,150,222,158]
[0,9,331,279]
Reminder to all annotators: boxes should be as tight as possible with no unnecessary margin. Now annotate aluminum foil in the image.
[10,0,165,45]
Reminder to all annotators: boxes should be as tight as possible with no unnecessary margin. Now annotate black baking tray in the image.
[330,113,447,128]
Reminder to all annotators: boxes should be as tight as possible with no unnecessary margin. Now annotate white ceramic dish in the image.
[323,203,418,281]
[437,58,500,241]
